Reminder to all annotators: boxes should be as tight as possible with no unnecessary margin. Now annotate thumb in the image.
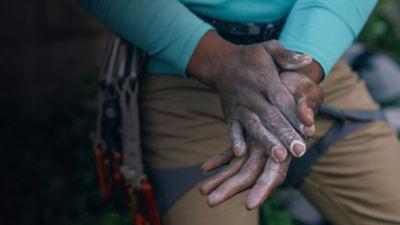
[263,40,312,70]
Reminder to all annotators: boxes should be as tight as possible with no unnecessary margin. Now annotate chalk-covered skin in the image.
[187,30,316,162]
[199,62,324,210]
[200,144,290,209]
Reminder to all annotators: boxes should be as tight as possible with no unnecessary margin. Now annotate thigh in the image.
[139,75,257,224]
[139,75,229,169]
[301,121,400,225]
[300,60,400,225]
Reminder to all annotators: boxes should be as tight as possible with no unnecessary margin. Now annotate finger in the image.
[297,97,314,126]
[262,40,312,70]
[243,99,306,158]
[305,83,324,114]
[297,98,316,136]
[200,156,247,195]
[201,147,235,174]
[260,76,310,137]
[245,156,291,210]
[252,43,311,135]
[237,108,288,162]
[228,120,247,156]
[207,144,267,207]
[280,71,323,135]
[280,71,324,114]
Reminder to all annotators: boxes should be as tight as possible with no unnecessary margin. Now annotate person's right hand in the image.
[187,31,314,162]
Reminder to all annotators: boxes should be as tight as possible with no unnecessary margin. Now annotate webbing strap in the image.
[119,43,147,188]
[95,34,147,189]
[287,104,387,187]
[287,120,368,187]
[147,165,206,214]
[147,164,225,214]
[319,104,387,122]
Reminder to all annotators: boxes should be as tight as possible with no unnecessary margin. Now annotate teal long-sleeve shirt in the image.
[76,0,377,77]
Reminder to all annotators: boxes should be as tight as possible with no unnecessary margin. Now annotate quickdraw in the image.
[93,34,161,225]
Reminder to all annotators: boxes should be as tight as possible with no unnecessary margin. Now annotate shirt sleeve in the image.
[75,0,213,75]
[278,0,378,77]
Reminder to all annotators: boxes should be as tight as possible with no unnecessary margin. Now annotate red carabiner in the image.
[95,145,113,199]
[141,180,161,225]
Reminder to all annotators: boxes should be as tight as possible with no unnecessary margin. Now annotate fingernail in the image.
[290,140,306,157]
[294,54,312,63]
[199,186,208,195]
[208,192,223,207]
[308,114,314,124]
[302,125,316,136]
[246,200,258,210]
[272,146,287,162]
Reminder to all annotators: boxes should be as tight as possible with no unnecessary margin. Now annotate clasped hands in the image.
[187,31,324,210]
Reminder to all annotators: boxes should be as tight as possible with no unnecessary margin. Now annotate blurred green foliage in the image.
[260,193,294,225]
[1,74,131,225]
[358,0,400,64]
[359,0,400,109]
[2,1,399,225]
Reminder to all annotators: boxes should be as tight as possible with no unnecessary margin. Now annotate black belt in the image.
[197,14,284,45]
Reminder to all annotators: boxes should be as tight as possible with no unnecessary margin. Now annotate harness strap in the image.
[95,34,162,225]
[287,104,387,187]
[147,165,209,214]
[319,104,387,122]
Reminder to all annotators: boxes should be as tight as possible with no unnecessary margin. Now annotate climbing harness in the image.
[93,34,161,225]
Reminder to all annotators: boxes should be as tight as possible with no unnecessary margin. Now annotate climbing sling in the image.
[93,34,161,225]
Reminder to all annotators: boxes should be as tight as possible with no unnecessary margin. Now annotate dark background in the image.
[1,1,399,225]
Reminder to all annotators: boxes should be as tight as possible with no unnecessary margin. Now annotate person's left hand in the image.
[200,140,290,209]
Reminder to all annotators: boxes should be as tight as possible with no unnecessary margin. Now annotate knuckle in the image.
[244,114,261,130]
[243,175,255,185]
[299,75,313,86]
[316,86,324,102]
[264,40,283,52]
[268,40,283,48]
[269,87,293,106]
[308,85,324,104]
[229,123,241,136]
[260,110,280,128]
[279,128,296,143]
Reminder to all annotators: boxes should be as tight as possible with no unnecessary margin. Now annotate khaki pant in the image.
[139,60,400,225]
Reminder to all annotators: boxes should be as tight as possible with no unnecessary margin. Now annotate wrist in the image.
[296,60,324,83]
[186,30,241,87]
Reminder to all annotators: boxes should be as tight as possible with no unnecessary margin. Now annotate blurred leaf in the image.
[260,193,294,225]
